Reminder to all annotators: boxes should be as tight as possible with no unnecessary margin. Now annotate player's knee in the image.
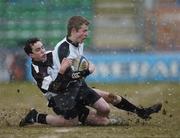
[98,102,110,115]
[107,93,118,104]
[103,105,110,115]
[93,98,110,116]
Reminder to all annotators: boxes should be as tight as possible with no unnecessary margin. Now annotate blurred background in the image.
[0,0,180,83]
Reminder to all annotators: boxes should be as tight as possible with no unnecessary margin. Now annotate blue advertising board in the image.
[85,52,180,83]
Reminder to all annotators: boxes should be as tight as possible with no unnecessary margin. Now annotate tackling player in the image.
[20,38,119,127]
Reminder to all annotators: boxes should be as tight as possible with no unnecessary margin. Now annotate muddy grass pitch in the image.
[0,82,179,138]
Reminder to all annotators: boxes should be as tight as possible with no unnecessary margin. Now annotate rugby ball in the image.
[72,56,89,71]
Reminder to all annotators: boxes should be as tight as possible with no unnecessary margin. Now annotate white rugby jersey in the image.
[53,36,84,71]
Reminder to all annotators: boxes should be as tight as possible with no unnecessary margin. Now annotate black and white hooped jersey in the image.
[31,51,64,96]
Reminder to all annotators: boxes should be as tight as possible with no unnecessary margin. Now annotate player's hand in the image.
[59,58,72,74]
[88,62,95,73]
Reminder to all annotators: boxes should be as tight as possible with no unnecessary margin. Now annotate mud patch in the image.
[0,107,31,127]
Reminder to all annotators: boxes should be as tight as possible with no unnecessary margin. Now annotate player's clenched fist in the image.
[59,58,72,74]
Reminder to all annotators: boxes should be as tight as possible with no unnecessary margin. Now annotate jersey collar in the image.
[66,36,79,47]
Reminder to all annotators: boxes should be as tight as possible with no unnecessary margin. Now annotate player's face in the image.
[75,24,89,43]
[29,41,47,62]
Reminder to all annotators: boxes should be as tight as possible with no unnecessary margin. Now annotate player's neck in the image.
[68,35,78,42]
[67,36,79,46]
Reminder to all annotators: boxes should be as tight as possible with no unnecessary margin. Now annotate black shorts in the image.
[52,103,90,124]
[50,80,101,123]
[76,83,101,106]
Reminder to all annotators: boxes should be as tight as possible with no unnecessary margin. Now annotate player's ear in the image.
[72,27,77,33]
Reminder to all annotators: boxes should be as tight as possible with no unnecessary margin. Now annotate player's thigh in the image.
[92,97,110,115]
[78,86,101,106]
[93,88,109,100]
[93,88,120,104]
[78,86,110,115]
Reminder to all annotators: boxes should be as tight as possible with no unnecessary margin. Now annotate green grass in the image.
[0,82,180,138]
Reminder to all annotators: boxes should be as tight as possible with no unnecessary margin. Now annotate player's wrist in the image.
[57,73,64,81]
[59,69,66,74]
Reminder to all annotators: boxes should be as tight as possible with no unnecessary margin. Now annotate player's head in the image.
[24,37,47,62]
[67,16,90,43]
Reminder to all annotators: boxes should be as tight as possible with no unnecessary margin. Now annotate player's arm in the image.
[48,58,74,92]
[31,64,68,93]
[57,44,86,80]
[86,61,95,75]
[32,72,66,93]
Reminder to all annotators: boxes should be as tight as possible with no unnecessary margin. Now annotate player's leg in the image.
[76,105,110,126]
[46,114,78,126]
[77,86,110,125]
[92,97,110,117]
[94,88,162,119]
[90,97,111,125]
[85,109,109,125]
[19,108,79,127]
[80,86,128,126]
[83,108,128,126]
[80,87,110,117]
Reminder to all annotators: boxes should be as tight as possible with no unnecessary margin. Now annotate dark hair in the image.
[24,37,40,55]
[67,16,90,36]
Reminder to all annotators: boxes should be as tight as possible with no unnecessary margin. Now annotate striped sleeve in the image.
[31,64,48,93]
[57,41,70,63]
[31,64,65,93]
